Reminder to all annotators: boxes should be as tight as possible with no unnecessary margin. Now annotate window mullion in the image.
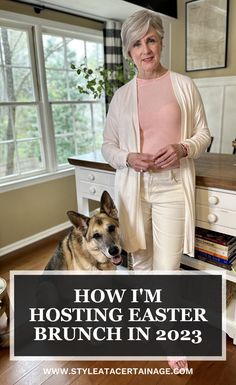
[33,25,58,172]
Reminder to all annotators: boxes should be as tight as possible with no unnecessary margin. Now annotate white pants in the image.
[132,169,185,271]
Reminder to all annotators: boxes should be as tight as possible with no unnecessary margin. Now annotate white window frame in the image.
[0,10,104,193]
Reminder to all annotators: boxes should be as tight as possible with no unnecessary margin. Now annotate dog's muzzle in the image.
[108,245,122,266]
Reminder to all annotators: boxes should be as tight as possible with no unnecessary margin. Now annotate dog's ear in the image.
[67,211,89,234]
[100,191,118,220]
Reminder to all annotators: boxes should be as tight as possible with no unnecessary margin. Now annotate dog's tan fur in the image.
[45,191,122,271]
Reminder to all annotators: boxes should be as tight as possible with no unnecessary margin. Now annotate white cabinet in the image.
[196,187,236,236]
[75,166,115,216]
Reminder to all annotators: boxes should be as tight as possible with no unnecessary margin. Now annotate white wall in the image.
[194,76,236,154]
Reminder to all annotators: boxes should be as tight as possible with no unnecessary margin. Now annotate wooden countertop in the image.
[68,152,236,191]
[68,151,115,172]
[194,153,236,190]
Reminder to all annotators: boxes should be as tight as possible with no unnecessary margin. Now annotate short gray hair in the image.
[121,9,164,60]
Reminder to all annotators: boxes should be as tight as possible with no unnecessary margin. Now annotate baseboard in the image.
[0,221,71,257]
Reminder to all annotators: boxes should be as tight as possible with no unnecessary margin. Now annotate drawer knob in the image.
[208,196,219,205]
[89,186,96,194]
[208,213,217,223]
[88,174,95,181]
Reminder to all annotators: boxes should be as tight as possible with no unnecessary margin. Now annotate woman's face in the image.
[129,26,163,79]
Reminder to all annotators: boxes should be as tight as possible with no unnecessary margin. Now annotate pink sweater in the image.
[137,71,181,155]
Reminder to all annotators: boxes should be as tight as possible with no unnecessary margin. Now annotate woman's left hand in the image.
[153,144,186,169]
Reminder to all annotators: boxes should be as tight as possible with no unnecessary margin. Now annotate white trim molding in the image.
[0,221,71,257]
[0,168,75,193]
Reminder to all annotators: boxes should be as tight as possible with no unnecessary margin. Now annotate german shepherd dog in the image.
[0,192,122,349]
[45,191,122,271]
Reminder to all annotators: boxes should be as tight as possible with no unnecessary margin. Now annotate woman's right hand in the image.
[126,152,155,172]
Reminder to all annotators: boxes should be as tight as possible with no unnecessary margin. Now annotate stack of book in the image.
[195,227,236,270]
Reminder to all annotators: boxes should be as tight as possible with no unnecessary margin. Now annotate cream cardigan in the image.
[102,71,211,257]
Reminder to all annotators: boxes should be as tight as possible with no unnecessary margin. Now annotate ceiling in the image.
[18,0,145,21]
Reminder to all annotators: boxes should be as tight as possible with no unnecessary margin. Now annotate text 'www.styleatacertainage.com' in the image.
[42,366,194,376]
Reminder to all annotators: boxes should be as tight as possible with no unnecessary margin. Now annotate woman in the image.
[102,9,211,369]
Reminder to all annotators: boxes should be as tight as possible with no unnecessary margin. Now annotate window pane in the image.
[12,67,34,101]
[68,71,94,101]
[0,105,41,140]
[93,103,105,130]
[97,44,104,66]
[74,104,92,131]
[75,128,95,154]
[15,105,40,139]
[86,41,99,68]
[52,104,74,135]
[53,103,104,161]
[74,104,96,154]
[0,27,35,102]
[56,136,75,165]
[0,104,44,179]
[68,70,80,100]
[0,106,13,141]
[46,69,68,100]
[0,67,34,102]
[46,69,94,102]
[17,140,44,173]
[93,103,105,148]
[0,68,5,100]
[52,103,92,137]
[67,38,85,65]
[0,27,30,66]
[43,35,64,69]
[0,142,17,177]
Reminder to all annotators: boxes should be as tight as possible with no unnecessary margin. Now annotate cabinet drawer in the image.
[196,205,236,230]
[77,168,115,186]
[79,181,115,200]
[196,187,236,212]
[196,205,236,229]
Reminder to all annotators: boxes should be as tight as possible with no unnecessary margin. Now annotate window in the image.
[0,15,105,188]
[42,31,105,167]
[0,24,45,180]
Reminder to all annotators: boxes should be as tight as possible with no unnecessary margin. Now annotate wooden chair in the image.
[207,136,214,152]
[232,138,236,154]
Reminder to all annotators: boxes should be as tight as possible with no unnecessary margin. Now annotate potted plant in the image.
[71,60,135,100]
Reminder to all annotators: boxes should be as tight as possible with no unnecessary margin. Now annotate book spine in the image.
[195,231,236,246]
[195,249,236,265]
[195,239,236,257]
[195,252,232,270]
[195,246,228,260]
[195,239,229,259]
[195,237,228,252]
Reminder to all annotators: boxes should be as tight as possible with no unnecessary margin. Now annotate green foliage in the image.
[71,61,136,99]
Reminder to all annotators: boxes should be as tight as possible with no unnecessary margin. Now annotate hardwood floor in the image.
[0,236,236,385]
